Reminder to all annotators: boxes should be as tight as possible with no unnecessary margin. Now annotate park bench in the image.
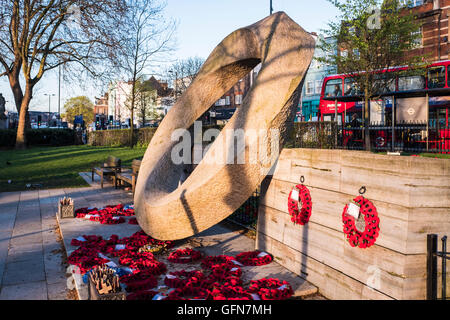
[115,159,142,194]
[92,156,122,188]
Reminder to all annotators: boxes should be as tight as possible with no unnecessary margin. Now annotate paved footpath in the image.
[0,189,68,299]
[0,173,133,300]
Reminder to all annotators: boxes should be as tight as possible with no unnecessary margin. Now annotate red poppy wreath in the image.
[167,248,203,264]
[287,183,312,225]
[164,270,205,288]
[248,278,293,300]
[235,250,273,266]
[342,195,380,249]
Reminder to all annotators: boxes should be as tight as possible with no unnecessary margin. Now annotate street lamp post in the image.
[169,70,178,100]
[270,0,273,15]
[58,65,61,126]
[44,93,56,127]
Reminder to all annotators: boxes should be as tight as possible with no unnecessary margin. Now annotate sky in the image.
[0,0,339,113]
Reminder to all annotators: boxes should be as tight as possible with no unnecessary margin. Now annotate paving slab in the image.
[0,213,16,232]
[6,247,43,264]
[0,188,69,299]
[0,281,48,300]
[2,258,46,285]
[47,281,68,300]
[0,192,20,205]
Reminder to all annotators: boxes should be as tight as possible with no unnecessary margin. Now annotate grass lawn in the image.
[0,145,147,192]
[374,151,450,159]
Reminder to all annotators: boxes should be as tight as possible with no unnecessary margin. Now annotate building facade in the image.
[107,77,174,128]
[208,64,261,125]
[407,0,450,62]
[299,36,337,122]
[94,93,109,129]
[108,81,133,127]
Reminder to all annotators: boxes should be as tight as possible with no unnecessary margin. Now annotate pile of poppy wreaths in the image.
[74,204,136,225]
[68,229,293,300]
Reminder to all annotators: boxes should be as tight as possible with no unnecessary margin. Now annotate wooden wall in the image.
[255,148,450,300]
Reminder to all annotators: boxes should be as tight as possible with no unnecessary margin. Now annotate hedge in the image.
[87,128,157,147]
[87,125,225,147]
[0,128,77,148]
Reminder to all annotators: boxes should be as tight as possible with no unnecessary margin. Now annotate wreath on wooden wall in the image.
[287,176,312,225]
[342,187,380,249]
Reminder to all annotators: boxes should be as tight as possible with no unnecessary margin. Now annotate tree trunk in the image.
[15,84,33,149]
[9,76,23,112]
[364,94,371,152]
[8,67,32,129]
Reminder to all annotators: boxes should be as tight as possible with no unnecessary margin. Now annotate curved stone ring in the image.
[134,12,315,240]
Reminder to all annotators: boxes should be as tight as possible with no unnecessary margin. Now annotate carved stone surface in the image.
[134,12,315,240]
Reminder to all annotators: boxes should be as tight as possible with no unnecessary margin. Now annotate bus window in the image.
[398,75,425,91]
[324,79,342,97]
[437,108,448,128]
[374,74,396,94]
[428,66,445,89]
[344,78,362,96]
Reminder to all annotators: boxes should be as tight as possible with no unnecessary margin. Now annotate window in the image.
[341,50,348,58]
[398,75,425,91]
[399,0,424,8]
[353,49,360,60]
[225,96,231,105]
[315,80,323,94]
[344,78,362,96]
[411,27,422,49]
[324,79,342,97]
[348,26,356,36]
[374,73,396,95]
[306,81,314,95]
[235,94,243,105]
[428,66,445,89]
[215,98,226,106]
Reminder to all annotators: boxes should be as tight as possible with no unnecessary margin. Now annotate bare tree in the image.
[117,0,176,147]
[124,78,157,127]
[0,0,129,148]
[165,56,205,99]
[317,0,427,150]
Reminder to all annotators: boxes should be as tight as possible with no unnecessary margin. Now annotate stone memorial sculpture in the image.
[134,12,315,240]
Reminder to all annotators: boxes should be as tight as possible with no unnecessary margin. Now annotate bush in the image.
[0,129,17,148]
[87,125,225,147]
[88,128,157,147]
[0,128,76,148]
[26,129,76,146]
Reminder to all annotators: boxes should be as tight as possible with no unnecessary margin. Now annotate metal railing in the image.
[427,234,449,300]
[227,188,260,230]
[286,121,450,154]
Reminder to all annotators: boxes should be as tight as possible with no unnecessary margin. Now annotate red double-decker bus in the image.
[318,60,450,152]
